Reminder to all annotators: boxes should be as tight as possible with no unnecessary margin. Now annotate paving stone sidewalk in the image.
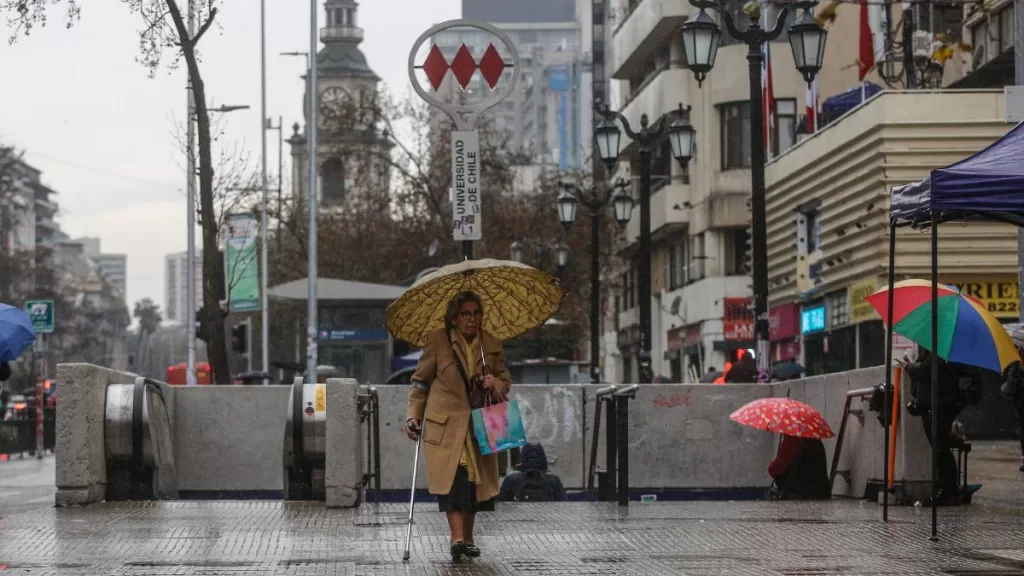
[0,445,1020,575]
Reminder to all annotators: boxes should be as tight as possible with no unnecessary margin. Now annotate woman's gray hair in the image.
[445,291,484,328]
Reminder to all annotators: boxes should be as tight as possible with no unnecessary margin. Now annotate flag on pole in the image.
[805,77,819,134]
[857,0,875,81]
[762,41,775,154]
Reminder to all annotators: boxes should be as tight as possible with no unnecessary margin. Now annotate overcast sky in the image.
[0,0,460,316]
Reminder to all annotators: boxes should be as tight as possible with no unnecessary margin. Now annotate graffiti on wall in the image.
[516,388,581,445]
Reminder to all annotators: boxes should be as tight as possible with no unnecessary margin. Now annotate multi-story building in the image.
[0,161,36,253]
[430,0,591,169]
[164,251,203,325]
[79,237,127,300]
[765,90,1015,375]
[28,165,64,247]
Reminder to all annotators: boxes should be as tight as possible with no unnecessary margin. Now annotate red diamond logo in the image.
[478,44,506,90]
[422,44,449,91]
[450,44,477,90]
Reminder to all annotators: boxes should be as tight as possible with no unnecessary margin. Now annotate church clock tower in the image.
[289,0,389,209]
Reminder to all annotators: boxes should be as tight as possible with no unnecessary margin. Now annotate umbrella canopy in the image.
[771,361,805,380]
[730,397,835,439]
[0,304,37,363]
[864,279,1019,374]
[385,259,564,348]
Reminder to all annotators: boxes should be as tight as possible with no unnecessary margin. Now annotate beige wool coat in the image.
[407,327,512,500]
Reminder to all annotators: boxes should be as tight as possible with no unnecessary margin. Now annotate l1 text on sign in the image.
[451,130,482,241]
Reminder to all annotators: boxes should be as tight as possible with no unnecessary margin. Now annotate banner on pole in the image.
[451,130,482,241]
[226,213,261,312]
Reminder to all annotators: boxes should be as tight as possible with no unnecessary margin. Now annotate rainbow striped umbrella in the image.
[864,279,1020,374]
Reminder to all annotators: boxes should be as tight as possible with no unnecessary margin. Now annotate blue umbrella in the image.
[0,303,37,363]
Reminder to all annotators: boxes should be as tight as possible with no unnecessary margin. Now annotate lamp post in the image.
[509,239,570,274]
[556,179,633,384]
[593,103,696,384]
[682,0,826,380]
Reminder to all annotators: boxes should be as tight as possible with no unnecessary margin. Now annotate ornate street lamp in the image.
[594,116,623,171]
[680,0,826,383]
[554,240,570,271]
[593,102,693,384]
[556,190,579,230]
[667,104,696,166]
[611,184,635,229]
[509,240,524,264]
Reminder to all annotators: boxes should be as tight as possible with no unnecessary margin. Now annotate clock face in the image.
[319,87,349,117]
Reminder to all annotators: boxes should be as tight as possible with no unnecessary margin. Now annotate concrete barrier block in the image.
[173,385,290,492]
[375,385,426,491]
[55,363,137,506]
[515,385,585,488]
[325,379,362,508]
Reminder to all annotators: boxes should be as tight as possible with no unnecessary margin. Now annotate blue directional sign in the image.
[24,299,55,334]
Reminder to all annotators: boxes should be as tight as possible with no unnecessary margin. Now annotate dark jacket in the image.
[771,436,831,500]
[726,354,758,383]
[906,351,975,410]
[498,443,567,502]
[0,361,10,382]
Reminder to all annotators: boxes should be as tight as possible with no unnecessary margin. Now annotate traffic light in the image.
[196,307,210,342]
[231,322,247,354]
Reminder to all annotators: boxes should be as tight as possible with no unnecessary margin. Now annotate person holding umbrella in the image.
[388,259,563,561]
[0,304,36,373]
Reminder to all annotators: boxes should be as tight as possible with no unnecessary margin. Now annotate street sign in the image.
[24,299,55,334]
[451,130,482,241]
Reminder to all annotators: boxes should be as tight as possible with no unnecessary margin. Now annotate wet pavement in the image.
[0,446,1021,575]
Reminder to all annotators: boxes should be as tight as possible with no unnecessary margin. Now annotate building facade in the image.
[765,90,1015,375]
[79,237,127,300]
[165,251,203,325]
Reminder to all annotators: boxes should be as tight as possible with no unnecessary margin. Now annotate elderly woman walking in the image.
[405,291,512,560]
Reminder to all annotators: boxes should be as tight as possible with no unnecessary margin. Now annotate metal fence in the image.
[0,409,55,455]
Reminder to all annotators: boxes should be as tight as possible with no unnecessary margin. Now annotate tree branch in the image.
[193,6,218,44]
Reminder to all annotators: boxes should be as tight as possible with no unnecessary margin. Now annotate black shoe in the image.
[450,541,468,560]
[465,543,481,558]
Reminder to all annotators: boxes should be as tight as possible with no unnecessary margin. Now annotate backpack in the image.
[516,469,556,502]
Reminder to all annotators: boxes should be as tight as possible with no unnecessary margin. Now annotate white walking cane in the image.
[402,431,423,562]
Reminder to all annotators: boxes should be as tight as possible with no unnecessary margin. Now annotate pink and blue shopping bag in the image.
[471,399,527,456]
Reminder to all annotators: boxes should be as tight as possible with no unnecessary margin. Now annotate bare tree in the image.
[4,0,233,383]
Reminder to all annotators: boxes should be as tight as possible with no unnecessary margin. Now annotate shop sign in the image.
[723,297,754,341]
[667,328,682,350]
[801,305,826,334]
[848,280,879,324]
[772,339,801,363]
[943,277,1020,318]
[769,303,800,341]
[685,324,702,347]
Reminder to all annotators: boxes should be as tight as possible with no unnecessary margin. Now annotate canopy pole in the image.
[930,213,939,541]
[883,222,896,522]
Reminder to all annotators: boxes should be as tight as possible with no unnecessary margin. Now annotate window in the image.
[917,1,963,39]
[689,233,706,281]
[725,229,750,275]
[321,157,346,206]
[668,240,687,289]
[827,291,849,328]
[774,99,797,155]
[622,268,636,310]
[720,101,751,170]
[805,210,822,252]
[614,296,621,331]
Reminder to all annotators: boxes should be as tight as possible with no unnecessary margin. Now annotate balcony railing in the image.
[320,26,363,43]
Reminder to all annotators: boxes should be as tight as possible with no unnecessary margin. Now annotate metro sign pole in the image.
[408,21,520,260]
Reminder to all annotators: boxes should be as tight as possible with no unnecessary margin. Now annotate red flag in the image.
[762,42,775,152]
[805,77,818,134]
[858,0,875,81]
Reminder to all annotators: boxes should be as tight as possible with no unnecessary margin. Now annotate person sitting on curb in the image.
[498,443,567,502]
[768,434,831,500]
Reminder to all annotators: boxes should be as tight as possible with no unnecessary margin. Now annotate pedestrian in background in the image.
[405,291,513,560]
[498,443,566,502]
[1000,352,1024,472]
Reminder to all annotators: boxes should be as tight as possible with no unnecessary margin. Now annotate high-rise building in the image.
[164,251,202,325]
[429,0,591,172]
[78,237,128,300]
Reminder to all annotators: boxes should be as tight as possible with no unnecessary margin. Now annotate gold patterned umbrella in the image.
[386,259,565,347]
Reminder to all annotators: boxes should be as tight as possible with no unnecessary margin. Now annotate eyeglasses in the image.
[459,310,483,319]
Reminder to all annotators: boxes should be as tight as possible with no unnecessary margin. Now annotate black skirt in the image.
[437,465,495,513]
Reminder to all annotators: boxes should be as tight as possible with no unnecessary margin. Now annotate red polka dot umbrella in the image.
[729,397,835,439]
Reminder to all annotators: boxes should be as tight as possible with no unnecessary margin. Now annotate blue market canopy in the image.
[890,120,1024,226]
[821,82,882,124]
